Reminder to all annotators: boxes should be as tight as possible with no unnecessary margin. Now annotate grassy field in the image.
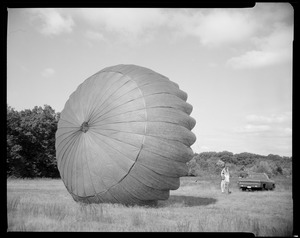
[7,176,293,235]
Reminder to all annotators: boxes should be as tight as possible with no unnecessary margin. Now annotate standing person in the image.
[221,165,231,194]
[224,166,231,194]
[220,165,226,193]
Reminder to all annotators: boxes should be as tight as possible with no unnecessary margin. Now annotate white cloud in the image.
[85,30,105,41]
[236,112,292,138]
[187,10,256,46]
[27,5,293,50]
[236,124,271,134]
[79,8,166,33]
[28,8,74,36]
[226,19,293,69]
[73,8,259,47]
[76,8,167,44]
[283,127,292,136]
[199,145,210,151]
[20,65,29,72]
[246,112,291,124]
[227,50,287,69]
[42,68,55,77]
[169,4,293,48]
[208,62,218,68]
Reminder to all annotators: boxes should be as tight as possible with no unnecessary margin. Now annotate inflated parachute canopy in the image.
[55,64,196,205]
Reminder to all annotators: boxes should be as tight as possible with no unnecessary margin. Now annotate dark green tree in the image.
[7,105,60,178]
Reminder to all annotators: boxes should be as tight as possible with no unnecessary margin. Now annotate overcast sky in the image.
[7,4,293,156]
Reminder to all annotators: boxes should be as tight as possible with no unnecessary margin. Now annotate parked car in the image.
[238,172,275,191]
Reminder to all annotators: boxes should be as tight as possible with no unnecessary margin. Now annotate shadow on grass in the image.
[157,195,217,207]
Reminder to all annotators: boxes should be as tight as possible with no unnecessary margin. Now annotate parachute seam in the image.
[91,106,189,123]
[58,133,80,194]
[93,73,149,197]
[58,117,80,127]
[84,71,119,123]
[56,130,80,144]
[89,70,173,124]
[91,120,193,130]
[72,75,148,196]
[88,130,192,163]
[90,127,195,147]
[83,135,99,197]
[89,127,194,151]
[62,133,80,192]
[114,77,148,179]
[134,161,179,183]
[133,79,147,157]
[74,68,153,203]
[57,132,80,169]
[70,134,82,196]
[88,130,137,169]
[90,92,186,126]
[88,76,138,124]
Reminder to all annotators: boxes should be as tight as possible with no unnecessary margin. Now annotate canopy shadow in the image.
[157,195,217,207]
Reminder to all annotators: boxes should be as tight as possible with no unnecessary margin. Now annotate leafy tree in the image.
[188,150,292,178]
[7,105,60,178]
[187,158,201,176]
[255,161,273,177]
[7,106,23,177]
[218,151,236,164]
[276,166,283,175]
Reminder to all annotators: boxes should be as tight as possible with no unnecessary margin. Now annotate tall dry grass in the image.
[7,177,293,235]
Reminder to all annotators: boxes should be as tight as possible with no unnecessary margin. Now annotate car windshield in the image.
[248,173,269,180]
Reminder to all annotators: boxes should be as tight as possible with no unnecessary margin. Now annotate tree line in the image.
[187,151,292,178]
[7,105,60,178]
[7,104,292,178]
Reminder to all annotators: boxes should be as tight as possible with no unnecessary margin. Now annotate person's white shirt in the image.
[224,171,230,182]
[221,167,230,182]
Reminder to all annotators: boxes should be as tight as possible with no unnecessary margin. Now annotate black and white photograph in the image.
[7,4,293,235]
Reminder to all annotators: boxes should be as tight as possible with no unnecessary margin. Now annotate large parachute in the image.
[55,64,196,205]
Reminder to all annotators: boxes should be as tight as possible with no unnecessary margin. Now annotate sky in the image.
[7,4,293,157]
